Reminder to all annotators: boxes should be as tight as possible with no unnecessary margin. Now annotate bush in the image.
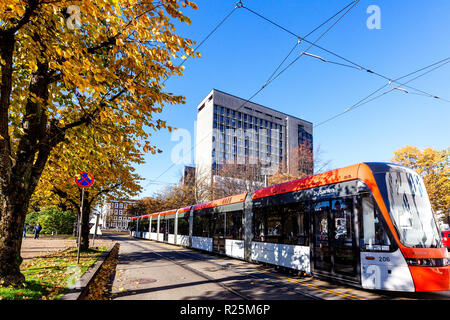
[26,207,76,235]
[25,211,40,233]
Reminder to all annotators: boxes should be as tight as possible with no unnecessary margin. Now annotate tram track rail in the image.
[110,233,376,300]
[144,239,371,301]
[125,238,252,300]
[161,245,322,301]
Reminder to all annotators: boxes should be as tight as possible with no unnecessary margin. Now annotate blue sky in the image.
[135,0,450,197]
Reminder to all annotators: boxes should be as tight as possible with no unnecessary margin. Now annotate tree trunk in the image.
[0,190,28,286]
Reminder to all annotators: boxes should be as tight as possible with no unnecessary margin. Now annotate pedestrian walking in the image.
[34,222,42,239]
[23,223,27,238]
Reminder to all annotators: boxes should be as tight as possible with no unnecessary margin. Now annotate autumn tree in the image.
[124,185,192,217]
[0,0,198,286]
[124,197,165,218]
[392,146,449,224]
[32,124,143,250]
[268,142,331,185]
[212,161,265,199]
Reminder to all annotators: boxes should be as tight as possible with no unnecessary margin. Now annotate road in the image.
[103,232,448,301]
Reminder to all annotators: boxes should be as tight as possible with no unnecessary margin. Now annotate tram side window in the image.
[266,207,282,243]
[283,203,310,246]
[226,210,243,240]
[211,212,225,237]
[177,215,189,235]
[129,220,136,232]
[193,211,210,238]
[137,220,146,232]
[141,219,149,232]
[159,217,165,233]
[151,219,157,232]
[361,196,392,251]
[252,206,283,243]
[136,220,141,232]
[168,217,175,234]
[253,208,266,242]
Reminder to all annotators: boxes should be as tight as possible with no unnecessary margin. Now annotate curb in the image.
[59,243,118,300]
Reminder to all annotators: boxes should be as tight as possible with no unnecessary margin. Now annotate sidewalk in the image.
[21,235,114,260]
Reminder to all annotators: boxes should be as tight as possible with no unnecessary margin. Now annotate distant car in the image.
[442,230,450,249]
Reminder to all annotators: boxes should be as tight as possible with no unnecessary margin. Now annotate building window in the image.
[298,125,313,150]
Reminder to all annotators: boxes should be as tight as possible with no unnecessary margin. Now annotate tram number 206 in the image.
[378,256,390,263]
[224,304,271,315]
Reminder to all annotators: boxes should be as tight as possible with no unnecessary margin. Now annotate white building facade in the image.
[101,199,136,230]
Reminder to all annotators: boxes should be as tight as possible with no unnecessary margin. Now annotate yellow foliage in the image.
[392,145,450,218]
[0,0,199,210]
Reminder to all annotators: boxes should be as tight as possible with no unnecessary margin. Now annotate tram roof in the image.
[131,162,402,220]
[251,162,398,200]
[193,193,247,211]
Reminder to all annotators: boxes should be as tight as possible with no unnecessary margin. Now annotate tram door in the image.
[312,199,358,281]
[212,212,225,254]
[313,201,332,272]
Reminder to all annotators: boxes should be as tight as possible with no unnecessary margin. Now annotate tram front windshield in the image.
[377,166,441,248]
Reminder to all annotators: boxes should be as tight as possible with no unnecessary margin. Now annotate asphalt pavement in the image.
[106,233,387,300]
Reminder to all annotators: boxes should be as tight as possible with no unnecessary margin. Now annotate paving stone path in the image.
[21,234,114,260]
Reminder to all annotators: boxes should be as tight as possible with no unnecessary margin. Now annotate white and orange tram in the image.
[131,163,449,292]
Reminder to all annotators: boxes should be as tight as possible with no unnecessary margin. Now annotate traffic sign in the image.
[74,171,94,188]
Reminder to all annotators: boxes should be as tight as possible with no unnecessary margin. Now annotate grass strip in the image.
[0,246,107,300]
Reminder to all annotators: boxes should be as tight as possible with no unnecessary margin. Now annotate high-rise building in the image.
[195,89,313,188]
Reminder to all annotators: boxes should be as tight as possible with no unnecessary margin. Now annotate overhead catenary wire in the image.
[143,6,241,188]
[243,3,448,103]
[314,57,450,128]
[148,0,360,186]
[162,5,239,85]
[264,0,358,84]
[260,0,360,89]
[148,1,448,187]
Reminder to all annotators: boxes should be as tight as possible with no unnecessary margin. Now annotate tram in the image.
[130,162,449,292]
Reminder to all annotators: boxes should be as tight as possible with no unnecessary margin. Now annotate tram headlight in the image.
[406,258,448,267]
